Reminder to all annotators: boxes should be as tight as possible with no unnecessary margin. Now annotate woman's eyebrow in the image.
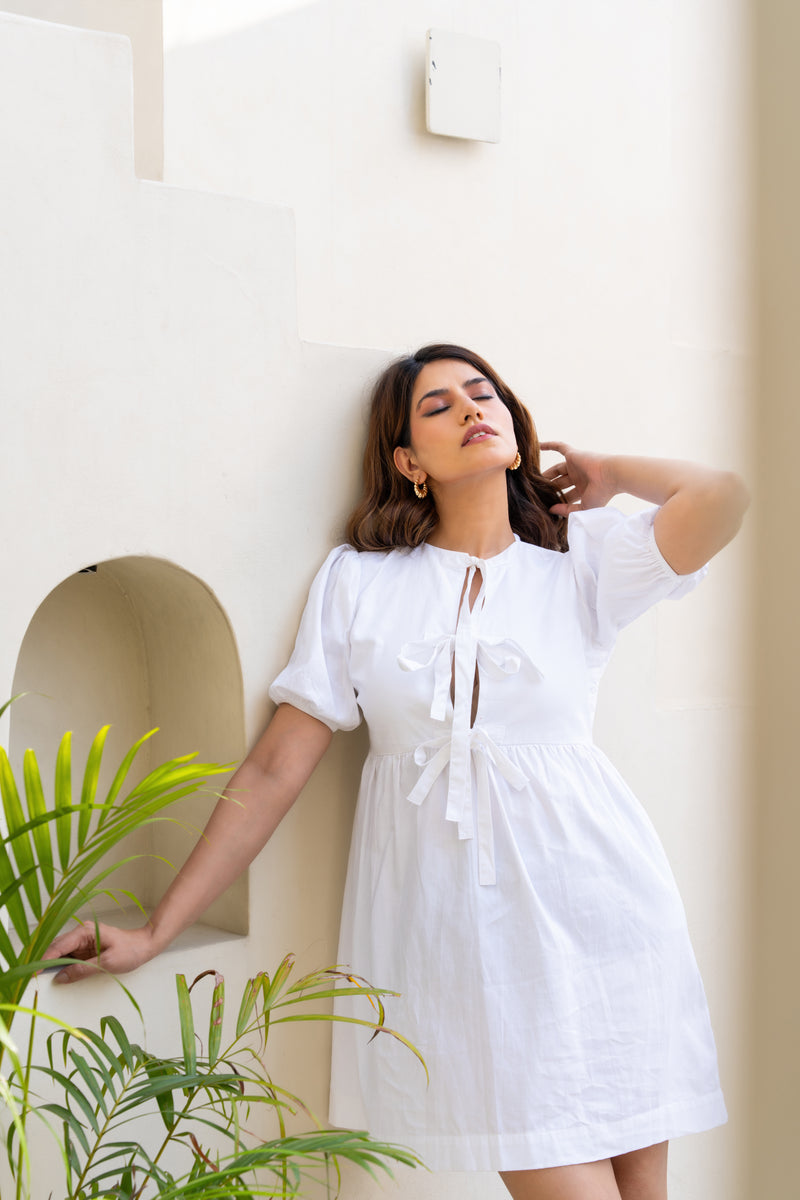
[416,377,490,409]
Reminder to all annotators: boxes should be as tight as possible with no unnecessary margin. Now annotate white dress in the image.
[268,504,727,1172]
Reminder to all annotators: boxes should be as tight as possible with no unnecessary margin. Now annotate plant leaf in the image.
[176,974,197,1075]
[143,1059,179,1131]
[259,954,296,1013]
[69,1048,111,1117]
[0,833,31,944]
[0,917,18,973]
[23,748,54,894]
[54,731,72,871]
[208,973,224,1067]
[38,1102,92,1155]
[235,974,264,1039]
[63,1120,82,1181]
[0,694,28,722]
[37,1064,101,1134]
[0,746,41,918]
[100,1015,137,1074]
[0,1002,84,1038]
[0,864,40,932]
[0,1013,30,1188]
[76,1024,131,1090]
[77,725,109,850]
[95,727,158,829]
[271,1013,429,1084]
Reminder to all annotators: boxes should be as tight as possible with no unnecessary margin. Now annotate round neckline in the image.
[421,534,520,566]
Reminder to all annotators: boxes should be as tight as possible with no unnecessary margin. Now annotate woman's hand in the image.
[42,704,333,986]
[540,441,750,573]
[540,441,617,514]
[44,922,158,983]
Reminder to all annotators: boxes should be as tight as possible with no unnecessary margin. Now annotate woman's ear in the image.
[393,445,423,485]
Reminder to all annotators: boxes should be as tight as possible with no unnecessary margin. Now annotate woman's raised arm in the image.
[541,441,750,574]
[45,704,333,983]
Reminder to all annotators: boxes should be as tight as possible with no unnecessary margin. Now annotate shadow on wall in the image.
[10,556,248,934]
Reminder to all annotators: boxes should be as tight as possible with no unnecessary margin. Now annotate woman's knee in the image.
[610,1141,669,1200]
[500,1158,621,1200]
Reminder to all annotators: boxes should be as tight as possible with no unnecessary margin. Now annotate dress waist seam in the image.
[368,739,595,759]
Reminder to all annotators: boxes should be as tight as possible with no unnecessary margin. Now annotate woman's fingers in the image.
[50,920,121,958]
[45,923,104,962]
[44,922,155,983]
[548,483,579,504]
[542,465,572,486]
[43,921,109,983]
[540,441,570,480]
[53,956,104,984]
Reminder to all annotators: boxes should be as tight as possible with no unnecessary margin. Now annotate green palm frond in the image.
[77,724,109,849]
[53,730,73,871]
[23,748,54,891]
[0,723,230,1028]
[1,706,425,1198]
[6,966,424,1199]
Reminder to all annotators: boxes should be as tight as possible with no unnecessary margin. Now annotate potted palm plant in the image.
[0,699,425,1198]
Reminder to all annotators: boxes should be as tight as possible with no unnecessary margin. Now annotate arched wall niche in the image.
[10,556,247,935]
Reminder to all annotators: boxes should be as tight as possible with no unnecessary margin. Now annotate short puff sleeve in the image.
[268,545,361,732]
[568,505,708,651]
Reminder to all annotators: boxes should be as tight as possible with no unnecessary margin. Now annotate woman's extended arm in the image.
[45,703,333,983]
[540,442,750,574]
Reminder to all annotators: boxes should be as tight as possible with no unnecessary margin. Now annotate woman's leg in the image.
[500,1160,622,1200]
[610,1141,669,1200]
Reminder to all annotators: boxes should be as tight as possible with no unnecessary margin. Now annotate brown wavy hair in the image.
[346,343,569,552]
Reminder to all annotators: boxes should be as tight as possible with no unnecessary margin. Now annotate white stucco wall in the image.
[0,12,383,1195]
[161,4,750,1199]
[0,5,750,1199]
[0,0,163,178]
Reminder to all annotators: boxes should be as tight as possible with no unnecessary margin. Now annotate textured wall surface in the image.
[1,0,164,177]
[0,5,750,1197]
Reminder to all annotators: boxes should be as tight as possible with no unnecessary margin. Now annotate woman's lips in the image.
[462,423,497,446]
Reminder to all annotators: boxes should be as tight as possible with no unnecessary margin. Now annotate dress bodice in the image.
[268,506,708,887]
[349,539,598,755]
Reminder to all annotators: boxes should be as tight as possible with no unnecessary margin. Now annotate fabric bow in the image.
[408,727,529,886]
[398,635,543,722]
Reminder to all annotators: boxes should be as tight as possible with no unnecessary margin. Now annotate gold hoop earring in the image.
[413,479,428,499]
[509,451,522,471]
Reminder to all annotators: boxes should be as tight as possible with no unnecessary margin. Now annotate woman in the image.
[49,345,749,1200]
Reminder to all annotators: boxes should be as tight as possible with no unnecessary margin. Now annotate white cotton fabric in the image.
[268,505,727,1171]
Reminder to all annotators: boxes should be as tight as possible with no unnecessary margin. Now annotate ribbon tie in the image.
[398,634,455,721]
[407,727,528,885]
[398,635,543,723]
[398,560,543,885]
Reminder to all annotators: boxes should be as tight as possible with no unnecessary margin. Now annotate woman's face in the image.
[393,358,517,491]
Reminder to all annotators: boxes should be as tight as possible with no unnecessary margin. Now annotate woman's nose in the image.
[461,395,483,420]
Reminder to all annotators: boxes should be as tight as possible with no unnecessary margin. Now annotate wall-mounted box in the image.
[425,28,501,143]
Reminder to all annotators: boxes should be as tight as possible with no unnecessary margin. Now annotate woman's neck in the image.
[425,473,515,559]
